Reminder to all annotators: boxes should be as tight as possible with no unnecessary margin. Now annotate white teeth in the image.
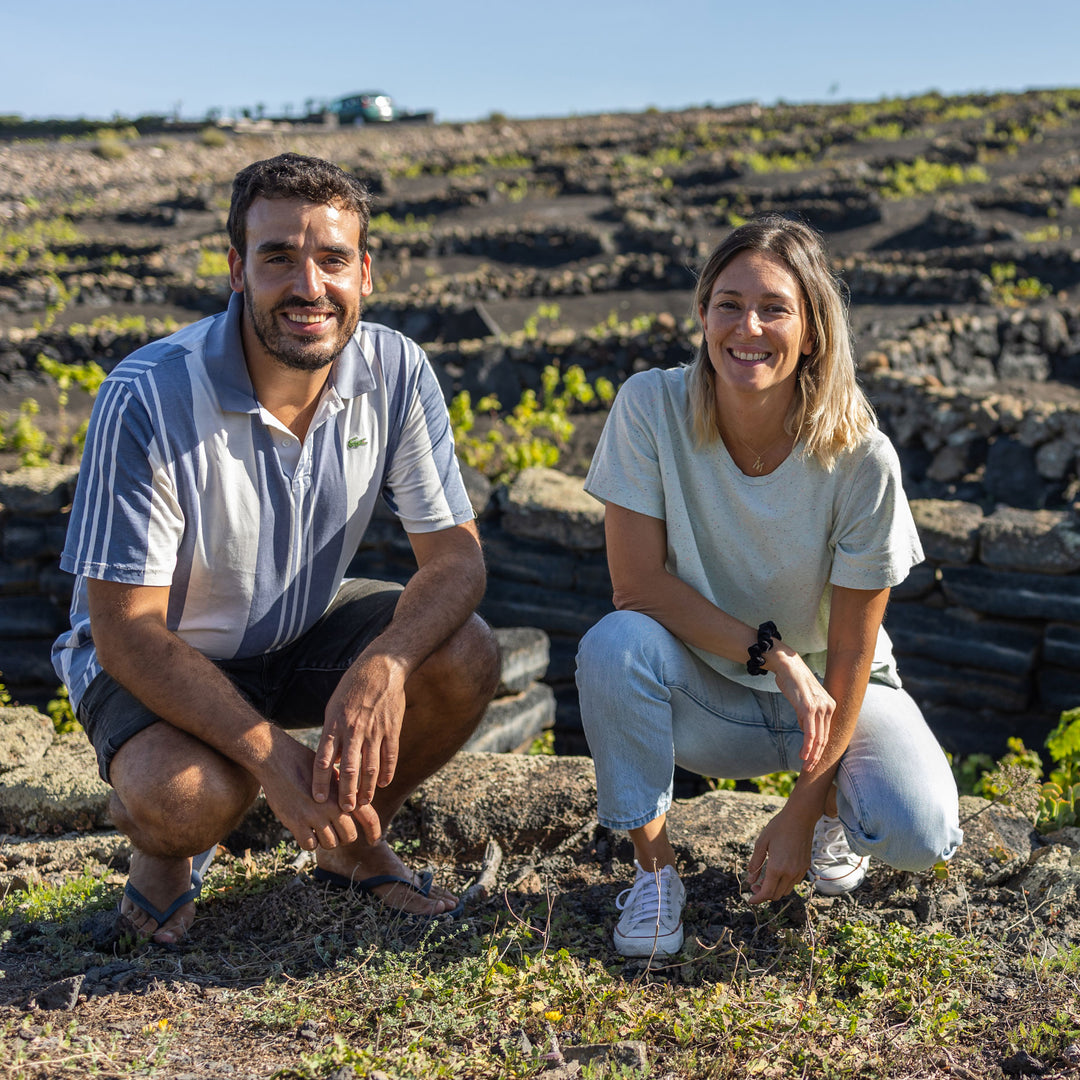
[732,349,769,361]
[288,313,329,324]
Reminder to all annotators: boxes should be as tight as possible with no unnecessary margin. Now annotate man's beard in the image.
[245,287,361,372]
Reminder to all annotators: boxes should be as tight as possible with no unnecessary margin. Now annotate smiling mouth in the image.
[730,348,771,362]
[286,312,332,325]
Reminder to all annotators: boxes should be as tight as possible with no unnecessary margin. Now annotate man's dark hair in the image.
[227,152,371,258]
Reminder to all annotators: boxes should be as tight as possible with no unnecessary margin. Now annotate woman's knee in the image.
[845,787,962,871]
[577,610,666,685]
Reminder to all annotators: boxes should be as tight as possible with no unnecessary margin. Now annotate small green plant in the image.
[526,730,555,756]
[198,126,228,148]
[522,302,561,340]
[1025,223,1071,243]
[92,134,129,161]
[880,158,988,199]
[0,864,112,924]
[0,678,11,706]
[956,710,1080,830]
[1036,707,1080,829]
[495,177,530,202]
[46,685,80,734]
[450,364,614,484]
[988,261,1051,305]
[7,399,53,466]
[196,248,230,277]
[367,211,433,234]
[37,354,105,456]
[751,771,798,797]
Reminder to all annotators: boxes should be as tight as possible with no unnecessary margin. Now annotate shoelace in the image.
[812,819,859,866]
[616,870,674,927]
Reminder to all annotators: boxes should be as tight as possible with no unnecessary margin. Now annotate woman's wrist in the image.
[746,621,782,676]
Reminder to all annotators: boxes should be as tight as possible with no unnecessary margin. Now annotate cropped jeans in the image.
[576,610,962,871]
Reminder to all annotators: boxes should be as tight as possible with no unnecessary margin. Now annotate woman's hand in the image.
[745,800,819,903]
[767,644,834,771]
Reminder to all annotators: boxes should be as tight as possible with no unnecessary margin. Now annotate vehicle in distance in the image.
[331,92,433,125]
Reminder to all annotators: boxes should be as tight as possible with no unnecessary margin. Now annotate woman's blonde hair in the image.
[689,214,875,470]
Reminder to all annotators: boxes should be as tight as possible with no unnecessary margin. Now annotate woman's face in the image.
[698,249,814,405]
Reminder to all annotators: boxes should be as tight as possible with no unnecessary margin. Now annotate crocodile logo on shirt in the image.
[347,436,368,449]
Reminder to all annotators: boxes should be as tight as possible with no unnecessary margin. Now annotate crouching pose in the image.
[53,153,499,943]
[576,215,961,957]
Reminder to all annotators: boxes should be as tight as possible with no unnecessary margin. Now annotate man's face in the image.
[227,196,373,373]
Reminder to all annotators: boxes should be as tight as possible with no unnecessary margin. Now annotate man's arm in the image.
[314,519,487,811]
[87,578,378,848]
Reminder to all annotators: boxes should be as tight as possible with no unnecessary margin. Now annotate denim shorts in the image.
[78,577,403,783]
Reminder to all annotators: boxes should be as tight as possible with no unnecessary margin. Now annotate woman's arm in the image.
[746,583,890,902]
[605,500,833,767]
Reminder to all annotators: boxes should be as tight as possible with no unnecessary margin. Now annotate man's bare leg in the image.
[314,614,500,915]
[109,723,260,943]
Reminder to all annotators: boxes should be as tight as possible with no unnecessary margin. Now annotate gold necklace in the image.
[726,428,790,473]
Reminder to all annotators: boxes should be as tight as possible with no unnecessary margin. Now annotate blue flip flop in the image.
[119,844,218,937]
[312,866,465,919]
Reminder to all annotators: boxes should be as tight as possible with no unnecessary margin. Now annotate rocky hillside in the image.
[2,89,1080,507]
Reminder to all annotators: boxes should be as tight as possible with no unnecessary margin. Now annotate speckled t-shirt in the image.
[584,366,923,690]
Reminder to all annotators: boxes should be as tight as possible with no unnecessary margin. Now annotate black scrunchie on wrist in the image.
[746,621,782,676]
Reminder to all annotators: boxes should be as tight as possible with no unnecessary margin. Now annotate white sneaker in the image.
[808,815,869,896]
[613,860,685,957]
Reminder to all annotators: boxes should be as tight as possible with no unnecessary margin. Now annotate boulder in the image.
[501,468,605,550]
[0,465,80,514]
[403,751,598,860]
[910,499,983,564]
[0,731,110,834]
[0,706,54,772]
[980,506,1080,575]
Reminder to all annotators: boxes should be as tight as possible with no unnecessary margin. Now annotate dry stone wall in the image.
[2,461,1078,759]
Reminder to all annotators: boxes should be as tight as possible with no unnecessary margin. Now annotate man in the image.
[52,153,500,944]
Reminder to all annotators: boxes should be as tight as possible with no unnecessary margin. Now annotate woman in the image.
[576,215,961,958]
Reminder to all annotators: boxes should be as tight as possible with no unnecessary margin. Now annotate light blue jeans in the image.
[576,611,962,870]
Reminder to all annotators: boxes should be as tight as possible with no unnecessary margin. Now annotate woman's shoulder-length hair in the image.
[688,213,875,471]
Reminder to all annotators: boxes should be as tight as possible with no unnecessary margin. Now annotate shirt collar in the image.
[204,292,377,414]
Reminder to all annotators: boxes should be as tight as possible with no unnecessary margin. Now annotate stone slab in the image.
[493,626,551,694]
[940,565,1080,622]
[403,751,598,860]
[901,655,1031,712]
[885,602,1040,675]
[0,639,62,684]
[891,562,937,601]
[465,681,555,753]
[1039,668,1080,714]
[0,596,66,637]
[1044,624,1080,670]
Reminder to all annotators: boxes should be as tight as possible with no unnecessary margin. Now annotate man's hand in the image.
[744,802,818,904]
[314,653,408,813]
[259,729,382,849]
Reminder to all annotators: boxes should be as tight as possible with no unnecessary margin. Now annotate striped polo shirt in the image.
[52,291,474,710]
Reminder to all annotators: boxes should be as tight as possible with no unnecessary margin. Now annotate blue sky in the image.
[7,1,1080,123]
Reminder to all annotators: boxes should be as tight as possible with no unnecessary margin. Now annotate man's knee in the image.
[411,614,500,713]
[111,731,259,851]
